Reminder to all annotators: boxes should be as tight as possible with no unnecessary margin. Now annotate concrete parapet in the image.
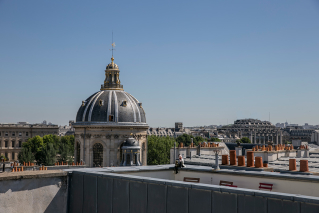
[69,170,319,213]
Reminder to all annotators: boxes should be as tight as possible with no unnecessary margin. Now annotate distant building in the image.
[276,123,286,128]
[59,120,75,136]
[283,127,314,143]
[311,130,319,145]
[218,119,283,144]
[73,56,148,167]
[0,122,58,161]
[147,122,190,138]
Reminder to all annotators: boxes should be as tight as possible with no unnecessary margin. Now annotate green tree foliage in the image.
[59,143,73,164]
[147,136,176,165]
[18,134,75,166]
[42,143,56,166]
[175,134,207,147]
[210,137,221,142]
[18,147,34,163]
[239,137,251,143]
[60,135,75,154]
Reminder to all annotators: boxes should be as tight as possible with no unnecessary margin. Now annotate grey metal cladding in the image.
[117,91,135,122]
[90,91,109,122]
[75,90,146,123]
[75,92,98,122]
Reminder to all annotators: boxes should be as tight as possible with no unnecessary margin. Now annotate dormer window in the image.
[138,103,142,108]
[82,101,86,106]
[109,115,114,122]
[123,100,127,107]
[99,99,104,106]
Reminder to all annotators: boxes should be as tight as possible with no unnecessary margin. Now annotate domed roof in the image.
[74,57,147,126]
[122,137,139,147]
[76,90,146,124]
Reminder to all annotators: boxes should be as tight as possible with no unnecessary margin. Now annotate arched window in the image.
[76,142,81,163]
[93,143,103,167]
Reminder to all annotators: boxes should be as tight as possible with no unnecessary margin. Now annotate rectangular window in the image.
[109,115,114,122]
[5,153,8,159]
[19,132,22,136]
[26,132,29,136]
[5,132,8,137]
[12,141,15,147]
[19,141,22,147]
[5,141,8,147]
[12,132,15,136]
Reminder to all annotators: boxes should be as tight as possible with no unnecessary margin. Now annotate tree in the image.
[147,136,176,165]
[176,134,206,147]
[19,134,75,165]
[176,134,193,147]
[194,136,206,144]
[210,137,221,142]
[240,137,251,143]
[59,143,73,164]
[60,135,75,154]
[18,147,35,163]
[42,143,56,166]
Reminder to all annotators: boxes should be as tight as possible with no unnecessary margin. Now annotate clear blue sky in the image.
[0,0,319,127]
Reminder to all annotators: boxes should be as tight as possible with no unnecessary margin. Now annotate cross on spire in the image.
[110,31,116,60]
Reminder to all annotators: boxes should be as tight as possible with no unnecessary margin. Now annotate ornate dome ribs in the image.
[76,90,146,123]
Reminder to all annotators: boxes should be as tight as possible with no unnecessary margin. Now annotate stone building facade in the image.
[0,123,58,161]
[218,119,283,144]
[73,56,148,167]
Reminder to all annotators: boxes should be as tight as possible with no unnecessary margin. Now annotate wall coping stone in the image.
[0,170,67,181]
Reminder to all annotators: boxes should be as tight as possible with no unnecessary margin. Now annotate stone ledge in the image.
[0,170,67,181]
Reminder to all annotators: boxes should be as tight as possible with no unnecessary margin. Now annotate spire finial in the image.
[110,31,115,64]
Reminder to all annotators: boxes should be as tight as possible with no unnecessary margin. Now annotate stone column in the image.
[280,131,282,144]
[123,151,127,166]
[276,134,278,145]
[14,152,18,161]
[250,131,253,143]
[254,132,257,144]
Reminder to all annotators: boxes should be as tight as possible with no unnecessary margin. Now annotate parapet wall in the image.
[68,170,319,213]
[0,171,68,213]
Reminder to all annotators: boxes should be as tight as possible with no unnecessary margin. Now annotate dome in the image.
[74,56,147,126]
[122,137,139,147]
[76,90,146,123]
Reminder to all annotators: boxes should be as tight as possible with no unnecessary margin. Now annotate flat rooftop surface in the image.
[185,154,319,173]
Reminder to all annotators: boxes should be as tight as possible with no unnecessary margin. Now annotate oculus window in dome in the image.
[75,56,147,125]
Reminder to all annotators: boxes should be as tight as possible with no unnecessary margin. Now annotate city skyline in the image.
[1,1,319,127]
